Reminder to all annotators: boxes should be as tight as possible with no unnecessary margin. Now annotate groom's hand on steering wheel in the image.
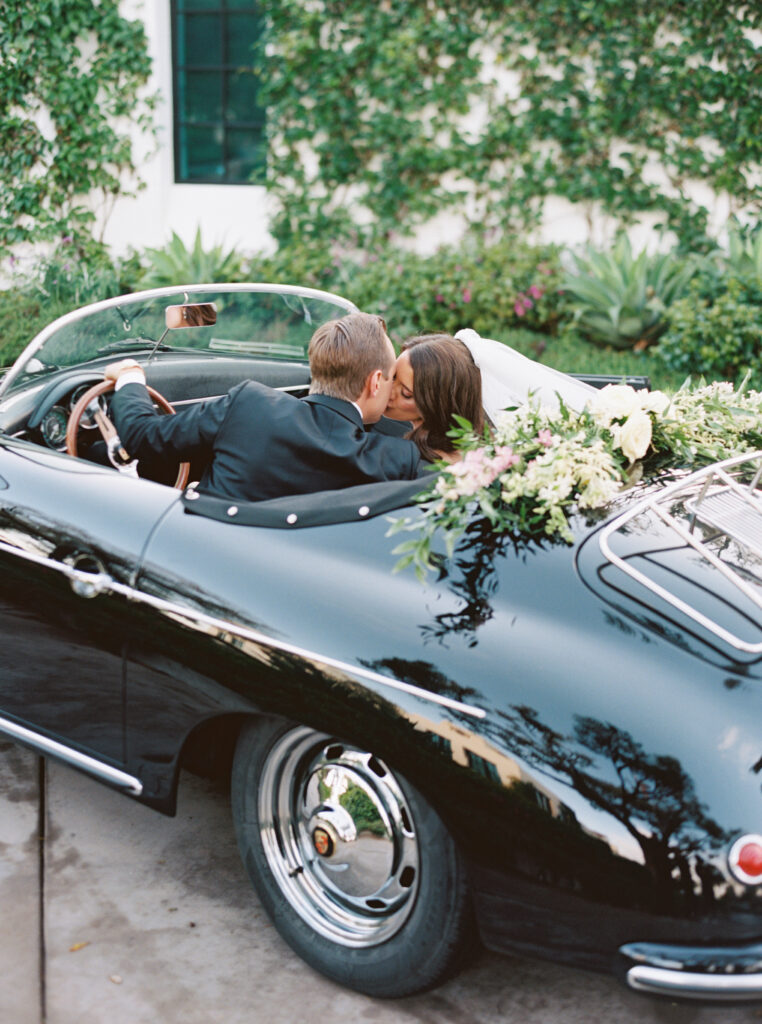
[104,358,146,387]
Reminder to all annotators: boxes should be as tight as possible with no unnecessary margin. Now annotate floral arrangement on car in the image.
[388,380,762,579]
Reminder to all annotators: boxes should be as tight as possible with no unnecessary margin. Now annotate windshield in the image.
[1,284,357,396]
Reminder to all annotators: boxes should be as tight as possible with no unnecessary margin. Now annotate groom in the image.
[105,312,425,503]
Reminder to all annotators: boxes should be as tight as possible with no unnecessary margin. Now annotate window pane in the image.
[184,70,223,122]
[226,70,260,122]
[226,127,266,182]
[227,14,261,65]
[182,125,224,181]
[184,14,222,66]
[173,2,266,184]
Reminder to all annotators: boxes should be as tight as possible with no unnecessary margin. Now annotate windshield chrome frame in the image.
[0,282,358,398]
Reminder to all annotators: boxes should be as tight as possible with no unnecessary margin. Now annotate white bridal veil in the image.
[454,328,596,420]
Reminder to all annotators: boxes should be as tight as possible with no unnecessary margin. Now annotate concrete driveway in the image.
[1,739,760,1024]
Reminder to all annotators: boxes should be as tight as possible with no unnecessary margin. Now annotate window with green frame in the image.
[171,0,266,184]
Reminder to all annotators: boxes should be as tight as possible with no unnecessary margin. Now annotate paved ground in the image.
[2,739,762,1024]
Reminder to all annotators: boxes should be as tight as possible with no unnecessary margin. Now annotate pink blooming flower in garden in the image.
[514,293,535,317]
[462,287,472,303]
[528,284,544,299]
[435,294,444,303]
[537,429,553,447]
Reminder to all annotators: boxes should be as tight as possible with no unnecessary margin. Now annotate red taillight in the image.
[729,835,762,885]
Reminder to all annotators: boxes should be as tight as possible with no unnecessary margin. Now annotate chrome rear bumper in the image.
[621,941,762,1002]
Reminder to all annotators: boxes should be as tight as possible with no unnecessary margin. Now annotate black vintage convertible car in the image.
[0,282,761,1002]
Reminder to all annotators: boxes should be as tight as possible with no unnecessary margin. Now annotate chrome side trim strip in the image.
[0,716,142,795]
[0,536,486,720]
[627,964,762,1001]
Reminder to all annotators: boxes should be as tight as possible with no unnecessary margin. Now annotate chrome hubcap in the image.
[258,727,420,947]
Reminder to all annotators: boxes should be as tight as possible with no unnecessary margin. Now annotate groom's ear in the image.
[359,368,383,399]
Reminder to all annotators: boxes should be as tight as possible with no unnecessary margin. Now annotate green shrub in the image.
[0,243,139,367]
[0,288,68,367]
[138,228,246,289]
[251,236,572,345]
[657,277,762,384]
[563,236,697,350]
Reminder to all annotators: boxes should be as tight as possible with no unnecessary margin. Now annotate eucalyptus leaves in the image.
[389,381,762,579]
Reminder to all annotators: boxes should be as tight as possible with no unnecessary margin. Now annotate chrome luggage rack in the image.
[598,451,762,654]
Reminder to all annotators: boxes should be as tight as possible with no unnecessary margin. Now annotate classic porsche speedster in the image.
[0,283,761,1002]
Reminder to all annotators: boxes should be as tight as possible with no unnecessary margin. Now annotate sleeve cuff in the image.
[115,369,147,391]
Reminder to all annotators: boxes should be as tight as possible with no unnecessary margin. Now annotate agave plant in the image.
[725,221,762,284]
[563,236,697,350]
[138,228,245,288]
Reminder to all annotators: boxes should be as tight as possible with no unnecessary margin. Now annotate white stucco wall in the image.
[100,2,753,260]
[99,1,275,258]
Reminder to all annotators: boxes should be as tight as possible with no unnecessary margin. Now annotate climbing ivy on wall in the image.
[260,0,762,251]
[0,0,156,257]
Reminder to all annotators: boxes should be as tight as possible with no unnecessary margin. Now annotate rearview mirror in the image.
[165,303,217,329]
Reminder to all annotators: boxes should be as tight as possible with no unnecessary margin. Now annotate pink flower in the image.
[514,293,535,316]
[492,446,520,471]
[435,293,444,303]
[528,284,543,299]
[537,429,553,447]
[464,448,487,466]
[462,287,472,303]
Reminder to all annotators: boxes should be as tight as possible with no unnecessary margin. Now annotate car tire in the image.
[231,716,474,998]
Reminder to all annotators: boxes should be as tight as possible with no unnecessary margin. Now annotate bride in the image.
[384,329,595,462]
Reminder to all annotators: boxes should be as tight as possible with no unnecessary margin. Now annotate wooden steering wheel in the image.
[65,379,190,490]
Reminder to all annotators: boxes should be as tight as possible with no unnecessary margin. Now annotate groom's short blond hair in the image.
[308,313,393,401]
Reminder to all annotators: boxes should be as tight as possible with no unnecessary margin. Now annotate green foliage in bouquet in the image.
[389,381,762,580]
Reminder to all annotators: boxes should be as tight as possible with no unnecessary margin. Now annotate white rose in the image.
[638,389,670,416]
[589,384,640,426]
[618,408,652,463]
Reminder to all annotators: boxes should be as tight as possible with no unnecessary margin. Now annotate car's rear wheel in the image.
[231,717,474,997]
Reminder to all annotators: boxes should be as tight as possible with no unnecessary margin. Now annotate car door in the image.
[0,439,180,787]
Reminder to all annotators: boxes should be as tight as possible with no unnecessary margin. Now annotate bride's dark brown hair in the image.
[400,334,484,461]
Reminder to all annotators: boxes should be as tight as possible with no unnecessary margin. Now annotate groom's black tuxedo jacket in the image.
[111,380,425,502]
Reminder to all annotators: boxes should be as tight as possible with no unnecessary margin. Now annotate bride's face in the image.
[385,350,423,426]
